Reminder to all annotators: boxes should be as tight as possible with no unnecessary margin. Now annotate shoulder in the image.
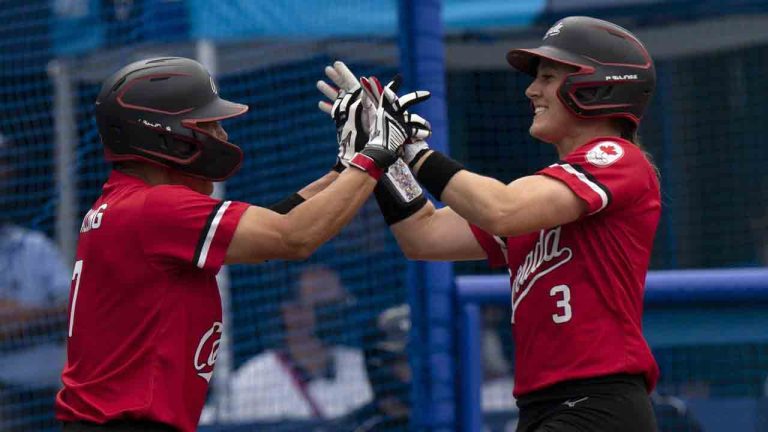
[142,184,213,216]
[563,137,659,190]
[145,183,207,203]
[546,138,658,214]
[569,138,654,174]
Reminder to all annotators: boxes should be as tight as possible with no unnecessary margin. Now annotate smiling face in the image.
[524,59,582,145]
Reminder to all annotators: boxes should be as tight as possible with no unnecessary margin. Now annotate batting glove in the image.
[350,75,431,180]
[359,76,432,169]
[317,61,374,172]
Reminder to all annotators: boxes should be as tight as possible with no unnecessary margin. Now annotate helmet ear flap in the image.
[159,135,197,159]
[573,85,614,105]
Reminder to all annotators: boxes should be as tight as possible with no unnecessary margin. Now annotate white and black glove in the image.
[354,76,432,224]
[358,76,432,148]
[317,61,374,172]
[403,139,431,169]
[349,75,431,180]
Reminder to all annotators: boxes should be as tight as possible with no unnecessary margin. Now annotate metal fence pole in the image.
[48,59,77,264]
[398,1,456,430]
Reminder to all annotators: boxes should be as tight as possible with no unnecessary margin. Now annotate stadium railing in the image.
[457,268,768,432]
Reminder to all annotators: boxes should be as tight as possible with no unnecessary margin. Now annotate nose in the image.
[217,124,228,142]
[209,122,227,141]
[525,79,540,100]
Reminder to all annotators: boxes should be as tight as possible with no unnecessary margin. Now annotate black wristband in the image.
[333,159,346,173]
[268,193,305,215]
[359,147,397,169]
[408,149,431,170]
[374,180,427,225]
[415,151,464,201]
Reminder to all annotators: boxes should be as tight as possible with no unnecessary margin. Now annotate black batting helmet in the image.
[507,16,655,126]
[95,57,248,181]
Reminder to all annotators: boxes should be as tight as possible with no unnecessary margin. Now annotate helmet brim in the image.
[506,46,592,76]
[184,96,249,122]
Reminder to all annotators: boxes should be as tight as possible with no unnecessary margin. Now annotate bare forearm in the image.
[390,202,488,261]
[411,150,509,232]
[439,170,514,232]
[440,172,585,236]
[284,168,375,255]
[390,201,436,255]
[297,170,340,200]
[269,171,339,214]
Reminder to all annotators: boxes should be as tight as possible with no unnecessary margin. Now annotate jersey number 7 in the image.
[69,260,84,337]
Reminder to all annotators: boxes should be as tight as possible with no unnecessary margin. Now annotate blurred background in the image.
[2,0,768,431]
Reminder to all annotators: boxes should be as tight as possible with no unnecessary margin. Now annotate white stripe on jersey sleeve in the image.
[493,235,508,263]
[549,163,609,214]
[197,200,232,269]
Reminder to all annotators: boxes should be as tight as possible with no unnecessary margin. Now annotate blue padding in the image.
[456,268,768,304]
[399,1,456,430]
[459,304,482,432]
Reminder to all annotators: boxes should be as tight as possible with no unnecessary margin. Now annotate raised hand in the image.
[317,61,373,171]
[350,75,431,177]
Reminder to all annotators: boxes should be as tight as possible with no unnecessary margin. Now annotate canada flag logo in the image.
[586,141,624,167]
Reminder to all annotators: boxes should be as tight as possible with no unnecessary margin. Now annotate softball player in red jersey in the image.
[367,16,660,431]
[55,57,429,431]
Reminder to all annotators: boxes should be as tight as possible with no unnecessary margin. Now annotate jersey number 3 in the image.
[549,284,572,324]
[69,260,84,337]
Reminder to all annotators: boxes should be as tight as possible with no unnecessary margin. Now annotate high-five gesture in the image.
[350,75,431,179]
[317,61,373,171]
[359,76,432,146]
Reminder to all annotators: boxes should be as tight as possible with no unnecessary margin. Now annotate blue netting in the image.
[445,8,768,432]
[6,1,768,431]
[3,1,409,431]
[447,42,768,274]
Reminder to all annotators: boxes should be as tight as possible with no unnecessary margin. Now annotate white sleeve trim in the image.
[196,200,232,269]
[549,163,609,214]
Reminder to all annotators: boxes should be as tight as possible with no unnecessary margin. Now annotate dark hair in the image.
[612,118,660,178]
[612,118,638,144]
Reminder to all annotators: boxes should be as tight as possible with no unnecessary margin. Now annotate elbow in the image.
[274,215,320,260]
[284,238,316,260]
[479,204,524,237]
[405,250,430,261]
[294,243,316,260]
[396,237,430,261]
[399,243,423,261]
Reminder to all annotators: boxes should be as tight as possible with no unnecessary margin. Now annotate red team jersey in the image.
[470,137,661,397]
[56,171,248,431]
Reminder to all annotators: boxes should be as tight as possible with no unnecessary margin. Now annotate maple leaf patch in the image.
[586,141,624,167]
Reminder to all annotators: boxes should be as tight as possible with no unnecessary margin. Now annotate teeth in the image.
[534,107,547,114]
